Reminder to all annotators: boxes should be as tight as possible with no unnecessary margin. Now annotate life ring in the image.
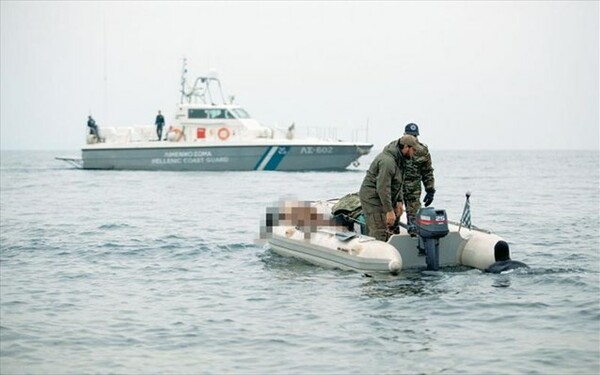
[168,127,184,142]
[217,127,230,141]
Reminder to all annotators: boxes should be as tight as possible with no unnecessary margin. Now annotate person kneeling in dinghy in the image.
[359,134,421,241]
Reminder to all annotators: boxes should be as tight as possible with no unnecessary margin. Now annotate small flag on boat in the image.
[460,191,472,230]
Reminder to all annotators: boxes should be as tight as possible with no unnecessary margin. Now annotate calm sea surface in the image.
[1,150,599,374]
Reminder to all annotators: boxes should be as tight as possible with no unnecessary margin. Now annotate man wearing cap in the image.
[359,134,421,241]
[403,123,436,236]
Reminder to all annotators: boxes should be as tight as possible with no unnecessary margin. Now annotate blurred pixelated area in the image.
[259,199,336,240]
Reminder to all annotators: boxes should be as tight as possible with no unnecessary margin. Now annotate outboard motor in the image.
[416,207,449,271]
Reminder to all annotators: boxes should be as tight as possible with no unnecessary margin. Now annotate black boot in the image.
[407,215,417,237]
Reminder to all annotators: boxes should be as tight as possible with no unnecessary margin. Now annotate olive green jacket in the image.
[359,140,407,214]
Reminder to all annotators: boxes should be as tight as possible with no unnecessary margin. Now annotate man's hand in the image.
[385,211,396,227]
[394,202,404,218]
[424,189,435,207]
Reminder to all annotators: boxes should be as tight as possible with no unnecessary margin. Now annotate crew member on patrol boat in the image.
[87,115,100,142]
[155,110,165,141]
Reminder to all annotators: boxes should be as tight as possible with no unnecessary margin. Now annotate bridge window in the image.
[189,108,237,119]
[232,108,250,119]
[188,109,208,119]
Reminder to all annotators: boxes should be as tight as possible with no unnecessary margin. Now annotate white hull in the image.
[76,140,372,171]
[269,227,403,273]
[265,200,504,274]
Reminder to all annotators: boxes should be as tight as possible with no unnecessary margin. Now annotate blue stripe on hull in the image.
[254,147,274,170]
[264,146,290,170]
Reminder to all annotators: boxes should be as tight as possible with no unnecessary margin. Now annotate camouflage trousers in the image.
[403,185,422,224]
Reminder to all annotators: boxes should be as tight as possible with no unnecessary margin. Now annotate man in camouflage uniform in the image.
[359,134,421,241]
[402,123,436,236]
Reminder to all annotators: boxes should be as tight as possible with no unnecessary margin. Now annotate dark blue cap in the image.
[404,123,419,136]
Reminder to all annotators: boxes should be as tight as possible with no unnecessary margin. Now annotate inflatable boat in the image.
[261,196,524,275]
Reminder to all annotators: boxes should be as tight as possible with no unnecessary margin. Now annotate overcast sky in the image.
[1,1,598,151]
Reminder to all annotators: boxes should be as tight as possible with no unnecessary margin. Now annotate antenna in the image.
[178,59,227,105]
[180,57,188,104]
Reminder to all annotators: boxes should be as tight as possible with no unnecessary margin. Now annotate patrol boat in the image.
[56,60,372,171]
[262,193,524,275]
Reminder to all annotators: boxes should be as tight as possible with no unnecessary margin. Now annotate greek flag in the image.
[460,192,472,229]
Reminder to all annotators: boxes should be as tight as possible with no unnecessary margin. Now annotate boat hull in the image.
[268,223,501,274]
[387,222,502,270]
[81,143,372,171]
[269,227,403,274]
[263,200,504,274]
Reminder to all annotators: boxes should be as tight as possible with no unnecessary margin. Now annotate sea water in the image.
[1,150,598,374]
